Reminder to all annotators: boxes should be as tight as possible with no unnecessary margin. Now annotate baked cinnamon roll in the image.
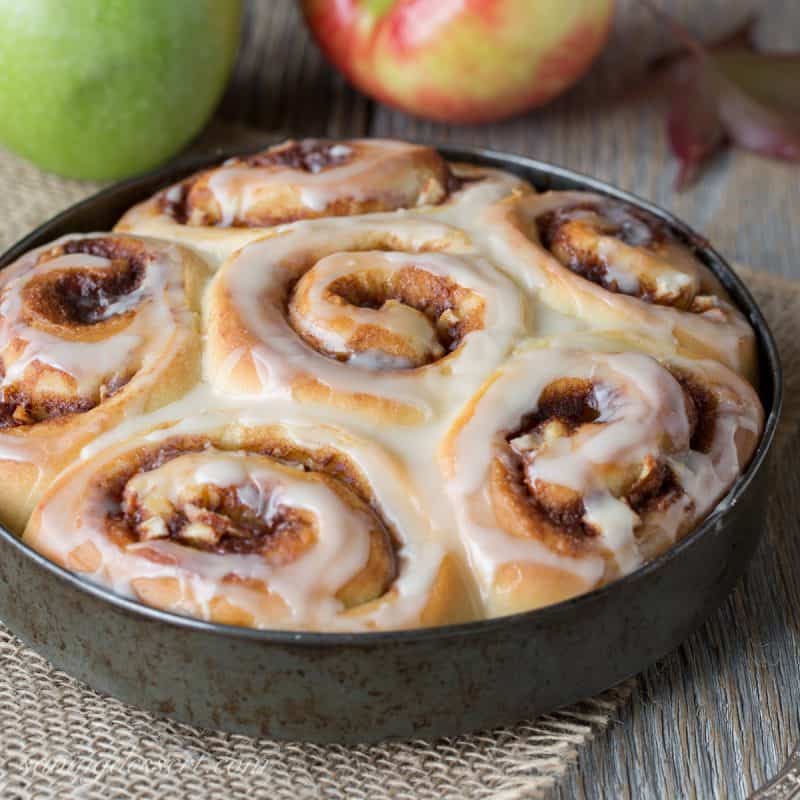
[115,139,498,267]
[6,138,767,630]
[0,234,208,532]
[206,216,529,424]
[440,338,763,617]
[24,417,474,630]
[485,192,756,378]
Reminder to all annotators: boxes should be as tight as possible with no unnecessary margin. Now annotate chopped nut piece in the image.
[689,294,720,314]
[180,521,220,545]
[510,419,571,455]
[138,516,168,540]
[11,404,34,424]
[140,493,174,517]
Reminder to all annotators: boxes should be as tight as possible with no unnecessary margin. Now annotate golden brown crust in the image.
[115,139,473,268]
[205,216,526,425]
[24,420,475,630]
[170,139,454,228]
[0,234,210,533]
[440,337,763,617]
[484,191,757,379]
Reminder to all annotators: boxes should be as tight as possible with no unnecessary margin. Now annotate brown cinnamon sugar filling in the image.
[159,181,193,225]
[498,370,717,548]
[538,201,670,252]
[101,442,300,557]
[121,482,317,559]
[669,368,718,453]
[503,378,601,545]
[27,238,148,326]
[290,265,485,366]
[512,377,601,435]
[158,141,356,227]
[536,201,680,304]
[0,371,132,429]
[238,139,354,173]
[101,440,398,571]
[625,456,684,515]
[0,390,95,429]
[158,141,460,227]
[0,238,147,428]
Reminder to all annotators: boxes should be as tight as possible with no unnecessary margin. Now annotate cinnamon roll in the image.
[206,217,529,424]
[440,338,763,617]
[485,191,756,378]
[0,234,208,532]
[24,416,475,630]
[5,137,768,630]
[115,138,509,267]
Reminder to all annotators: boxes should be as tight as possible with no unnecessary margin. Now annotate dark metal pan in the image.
[0,145,782,744]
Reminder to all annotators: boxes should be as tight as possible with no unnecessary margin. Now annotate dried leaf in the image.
[648,7,800,188]
[665,60,726,189]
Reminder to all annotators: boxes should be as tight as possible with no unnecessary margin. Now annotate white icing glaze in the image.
[124,451,374,623]
[208,217,530,422]
[114,140,531,270]
[0,233,199,487]
[208,140,437,225]
[0,236,188,396]
[442,343,763,608]
[482,190,756,374]
[30,413,460,631]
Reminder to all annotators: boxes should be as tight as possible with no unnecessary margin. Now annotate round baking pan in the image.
[0,145,782,744]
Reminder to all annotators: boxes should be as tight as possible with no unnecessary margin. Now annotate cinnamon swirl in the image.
[24,416,474,630]
[205,216,529,424]
[0,234,208,532]
[485,191,756,378]
[115,138,519,267]
[440,337,763,616]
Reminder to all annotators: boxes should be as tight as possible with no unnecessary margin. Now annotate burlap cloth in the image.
[0,136,797,800]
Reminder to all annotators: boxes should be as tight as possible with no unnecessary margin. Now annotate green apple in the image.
[0,0,242,180]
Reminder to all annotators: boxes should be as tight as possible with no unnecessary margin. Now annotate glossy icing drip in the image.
[0,234,199,484]
[441,343,763,610]
[483,190,756,375]
[207,216,530,422]
[30,411,460,631]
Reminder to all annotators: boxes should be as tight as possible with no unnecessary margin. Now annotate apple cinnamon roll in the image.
[24,417,474,630]
[0,234,208,532]
[485,192,756,378]
[440,339,763,617]
[206,217,529,424]
[116,139,485,267]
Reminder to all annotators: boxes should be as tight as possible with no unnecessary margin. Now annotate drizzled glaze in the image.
[25,415,474,631]
[536,201,705,305]
[440,341,763,616]
[0,234,205,532]
[206,216,529,423]
[201,139,451,226]
[483,190,757,377]
[114,138,530,268]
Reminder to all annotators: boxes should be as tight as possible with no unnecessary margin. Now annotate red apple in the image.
[300,0,614,123]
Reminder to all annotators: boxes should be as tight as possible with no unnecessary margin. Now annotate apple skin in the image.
[301,0,614,123]
[0,0,242,180]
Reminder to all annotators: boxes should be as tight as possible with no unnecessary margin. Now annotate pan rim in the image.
[0,142,783,647]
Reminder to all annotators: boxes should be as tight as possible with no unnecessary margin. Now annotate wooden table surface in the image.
[223,2,800,797]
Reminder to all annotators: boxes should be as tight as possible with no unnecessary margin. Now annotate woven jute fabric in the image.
[0,140,797,800]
